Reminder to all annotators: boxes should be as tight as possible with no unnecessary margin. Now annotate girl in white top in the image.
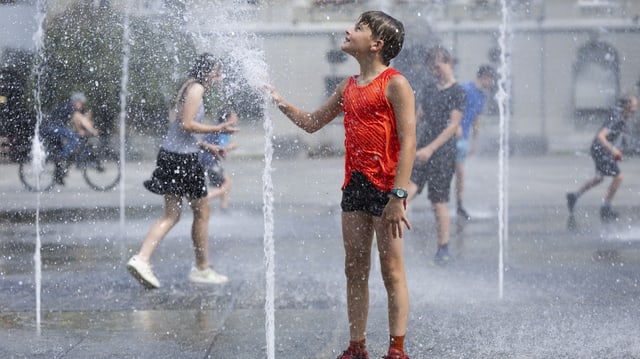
[127,53,238,289]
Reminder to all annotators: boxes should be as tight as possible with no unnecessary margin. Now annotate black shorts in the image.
[144,148,208,200]
[410,150,455,203]
[591,147,620,177]
[341,171,389,217]
[206,164,225,188]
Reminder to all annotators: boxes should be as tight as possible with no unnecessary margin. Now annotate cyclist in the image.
[41,92,98,185]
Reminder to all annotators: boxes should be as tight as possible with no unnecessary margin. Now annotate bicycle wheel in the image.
[83,153,121,191]
[19,158,56,192]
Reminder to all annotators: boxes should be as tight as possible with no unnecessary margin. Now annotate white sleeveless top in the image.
[161,104,204,154]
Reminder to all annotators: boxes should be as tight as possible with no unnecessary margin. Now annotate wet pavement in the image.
[1,152,640,358]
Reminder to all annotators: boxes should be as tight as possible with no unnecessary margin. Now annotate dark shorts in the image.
[206,164,225,188]
[591,147,620,177]
[410,150,455,203]
[144,148,208,200]
[341,171,389,217]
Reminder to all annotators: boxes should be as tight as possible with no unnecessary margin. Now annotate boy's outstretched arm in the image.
[384,74,416,238]
[269,80,346,133]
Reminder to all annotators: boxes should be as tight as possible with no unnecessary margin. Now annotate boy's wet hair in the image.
[477,65,497,79]
[357,11,405,66]
[189,53,221,84]
[426,46,453,66]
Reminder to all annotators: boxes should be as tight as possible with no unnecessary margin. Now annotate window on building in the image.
[573,40,620,123]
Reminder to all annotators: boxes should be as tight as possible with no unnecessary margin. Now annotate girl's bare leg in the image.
[190,196,211,270]
[137,194,182,262]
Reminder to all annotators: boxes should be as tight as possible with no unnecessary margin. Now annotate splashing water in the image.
[188,4,275,357]
[226,43,276,359]
[261,99,276,359]
[496,0,513,300]
[31,0,47,335]
[119,5,131,234]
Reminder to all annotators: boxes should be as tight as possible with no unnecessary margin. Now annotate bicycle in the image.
[19,134,121,192]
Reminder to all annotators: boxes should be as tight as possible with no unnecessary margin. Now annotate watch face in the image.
[391,188,407,198]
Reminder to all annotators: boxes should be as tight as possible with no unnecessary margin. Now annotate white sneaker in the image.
[188,266,229,285]
[127,255,160,289]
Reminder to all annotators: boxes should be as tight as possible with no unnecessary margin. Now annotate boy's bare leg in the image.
[432,202,450,246]
[138,194,182,262]
[342,211,374,341]
[577,175,604,195]
[373,217,409,336]
[206,176,232,208]
[605,174,623,203]
[455,162,464,204]
[219,176,232,208]
[189,196,211,270]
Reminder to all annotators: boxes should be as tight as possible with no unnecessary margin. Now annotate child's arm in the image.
[199,141,226,158]
[383,74,416,237]
[181,84,238,135]
[469,116,481,155]
[269,80,346,133]
[416,109,463,162]
[596,127,623,160]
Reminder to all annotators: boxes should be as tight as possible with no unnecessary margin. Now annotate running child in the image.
[566,94,638,221]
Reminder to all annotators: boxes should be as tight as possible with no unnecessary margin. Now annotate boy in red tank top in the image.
[269,11,416,359]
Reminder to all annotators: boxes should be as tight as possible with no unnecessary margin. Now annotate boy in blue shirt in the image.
[198,107,237,209]
[455,65,496,220]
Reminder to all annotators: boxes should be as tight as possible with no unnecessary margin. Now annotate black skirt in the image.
[144,148,208,200]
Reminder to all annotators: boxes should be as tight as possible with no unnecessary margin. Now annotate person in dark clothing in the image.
[566,94,638,221]
[41,92,98,184]
[406,46,465,266]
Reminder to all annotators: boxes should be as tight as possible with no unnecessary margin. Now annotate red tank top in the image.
[342,67,401,192]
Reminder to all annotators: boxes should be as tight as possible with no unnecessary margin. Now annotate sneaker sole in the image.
[127,264,160,289]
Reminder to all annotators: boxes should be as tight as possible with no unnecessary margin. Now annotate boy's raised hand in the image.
[265,85,285,108]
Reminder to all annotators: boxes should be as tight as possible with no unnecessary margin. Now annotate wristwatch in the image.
[388,188,408,199]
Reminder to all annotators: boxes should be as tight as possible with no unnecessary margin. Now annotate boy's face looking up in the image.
[342,21,376,57]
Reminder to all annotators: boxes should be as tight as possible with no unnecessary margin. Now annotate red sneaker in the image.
[383,348,410,359]
[336,347,370,359]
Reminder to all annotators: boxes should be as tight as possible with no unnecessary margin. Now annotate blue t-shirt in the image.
[459,81,487,140]
[199,132,228,168]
